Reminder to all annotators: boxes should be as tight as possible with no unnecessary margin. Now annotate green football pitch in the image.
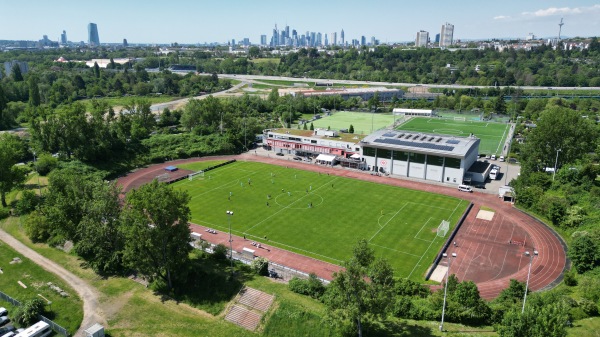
[173,161,469,280]
[309,111,396,135]
[396,117,510,156]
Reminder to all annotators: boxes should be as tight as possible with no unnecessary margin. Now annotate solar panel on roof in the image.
[374,138,455,151]
[446,139,460,144]
[382,132,397,138]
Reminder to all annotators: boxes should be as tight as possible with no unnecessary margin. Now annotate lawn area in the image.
[250,58,281,65]
[173,161,468,280]
[396,117,510,156]
[310,111,397,134]
[0,218,83,333]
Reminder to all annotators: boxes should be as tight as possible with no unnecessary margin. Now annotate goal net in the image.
[437,220,450,237]
[453,116,466,122]
[188,170,204,181]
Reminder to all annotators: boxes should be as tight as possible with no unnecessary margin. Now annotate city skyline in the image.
[1,1,600,44]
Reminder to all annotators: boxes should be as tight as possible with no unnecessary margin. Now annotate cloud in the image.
[493,15,510,20]
[522,4,600,17]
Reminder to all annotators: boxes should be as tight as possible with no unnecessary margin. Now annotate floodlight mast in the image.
[226,210,234,276]
[440,252,457,332]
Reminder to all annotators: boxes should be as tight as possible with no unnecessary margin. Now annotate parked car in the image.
[293,156,302,161]
[0,308,6,317]
[1,331,15,337]
[0,326,14,335]
[491,154,497,160]
[0,317,9,327]
[499,155,505,162]
[276,152,284,156]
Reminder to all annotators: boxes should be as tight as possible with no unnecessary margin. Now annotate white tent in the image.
[350,153,361,159]
[315,154,336,163]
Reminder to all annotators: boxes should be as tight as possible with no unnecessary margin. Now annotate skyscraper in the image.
[340,29,345,46]
[330,32,337,47]
[415,30,429,48]
[260,35,267,45]
[440,22,454,48]
[60,30,67,45]
[87,23,100,46]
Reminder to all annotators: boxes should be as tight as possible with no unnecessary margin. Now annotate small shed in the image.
[190,232,202,242]
[164,165,178,172]
[498,186,515,202]
[315,154,337,166]
[85,323,105,337]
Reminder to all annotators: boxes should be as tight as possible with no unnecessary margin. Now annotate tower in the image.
[340,29,345,46]
[558,18,564,41]
[87,23,100,46]
[416,30,429,48]
[440,22,454,48]
[60,30,67,45]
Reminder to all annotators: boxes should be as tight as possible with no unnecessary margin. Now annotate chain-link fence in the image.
[0,290,70,336]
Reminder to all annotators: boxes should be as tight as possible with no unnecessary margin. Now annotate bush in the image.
[579,299,598,317]
[251,257,269,276]
[0,207,10,220]
[13,298,46,326]
[35,153,58,176]
[563,269,577,286]
[288,273,326,299]
[15,190,40,215]
[212,243,228,260]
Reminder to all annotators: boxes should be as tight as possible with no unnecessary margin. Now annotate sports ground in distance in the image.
[118,153,566,299]
[395,117,511,156]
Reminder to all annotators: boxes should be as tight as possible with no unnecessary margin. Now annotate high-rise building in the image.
[60,30,67,45]
[330,32,337,47]
[415,30,429,48]
[123,38,128,47]
[87,23,100,46]
[340,29,345,46]
[361,36,366,46]
[324,34,329,46]
[440,22,454,48]
[435,33,440,44]
[260,35,267,45]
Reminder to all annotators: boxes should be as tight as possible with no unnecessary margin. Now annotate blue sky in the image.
[2,1,599,44]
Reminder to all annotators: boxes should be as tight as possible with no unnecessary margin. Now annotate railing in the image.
[0,290,70,336]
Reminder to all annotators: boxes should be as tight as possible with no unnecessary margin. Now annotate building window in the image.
[445,157,461,169]
[427,155,444,166]
[363,147,376,157]
[377,148,392,159]
[410,152,426,164]
[393,151,408,161]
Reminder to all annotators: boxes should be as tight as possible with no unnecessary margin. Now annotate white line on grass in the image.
[189,172,256,199]
[413,217,434,242]
[407,236,440,279]
[243,177,340,234]
[369,243,421,257]
[368,204,407,242]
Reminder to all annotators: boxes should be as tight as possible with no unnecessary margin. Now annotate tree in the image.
[35,153,58,176]
[28,76,41,107]
[310,122,314,131]
[0,133,26,207]
[569,234,599,273]
[497,300,568,337]
[121,180,192,291]
[493,94,507,114]
[13,298,45,326]
[324,239,395,337]
[93,62,100,79]
[11,64,24,81]
[248,46,260,58]
[349,124,355,133]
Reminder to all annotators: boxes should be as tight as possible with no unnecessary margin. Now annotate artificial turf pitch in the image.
[173,161,469,280]
[396,117,510,156]
[309,111,396,135]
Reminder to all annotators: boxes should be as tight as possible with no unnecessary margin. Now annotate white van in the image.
[499,155,505,162]
[489,169,498,180]
[491,154,497,160]
[458,184,473,192]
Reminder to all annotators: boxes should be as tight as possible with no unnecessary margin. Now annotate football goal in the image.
[188,170,204,181]
[437,220,450,237]
[453,116,467,122]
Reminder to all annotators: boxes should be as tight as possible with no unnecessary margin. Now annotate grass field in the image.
[173,161,468,280]
[396,117,510,156]
[0,226,83,333]
[310,111,397,134]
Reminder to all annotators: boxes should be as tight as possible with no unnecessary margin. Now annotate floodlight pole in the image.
[226,210,234,276]
[553,149,561,181]
[440,252,456,332]
[522,250,538,313]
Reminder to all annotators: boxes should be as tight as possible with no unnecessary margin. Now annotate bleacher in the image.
[224,286,275,331]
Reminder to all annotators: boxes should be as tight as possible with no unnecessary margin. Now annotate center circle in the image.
[274,191,324,209]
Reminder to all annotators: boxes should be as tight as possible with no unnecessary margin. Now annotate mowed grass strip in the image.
[310,111,396,134]
[177,160,229,172]
[173,161,467,280]
[0,240,83,333]
[396,117,510,156]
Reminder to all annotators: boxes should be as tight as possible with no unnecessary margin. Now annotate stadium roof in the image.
[361,129,479,158]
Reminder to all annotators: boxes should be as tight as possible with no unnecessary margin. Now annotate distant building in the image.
[440,22,454,48]
[435,33,440,44]
[123,38,128,47]
[260,34,267,45]
[4,61,29,77]
[361,35,366,46]
[88,23,100,46]
[416,30,429,47]
[60,30,67,45]
[330,32,337,46]
[340,29,345,46]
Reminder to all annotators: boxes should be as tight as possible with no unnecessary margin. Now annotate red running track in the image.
[117,154,567,300]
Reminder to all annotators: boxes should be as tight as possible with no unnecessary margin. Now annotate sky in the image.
[1,0,599,44]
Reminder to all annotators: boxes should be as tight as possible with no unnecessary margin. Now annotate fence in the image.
[0,290,70,336]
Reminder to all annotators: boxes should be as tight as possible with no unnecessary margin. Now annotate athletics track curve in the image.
[117,154,566,300]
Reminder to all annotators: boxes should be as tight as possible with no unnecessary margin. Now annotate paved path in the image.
[0,229,105,337]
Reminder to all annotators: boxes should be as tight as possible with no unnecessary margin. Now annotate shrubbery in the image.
[288,273,326,300]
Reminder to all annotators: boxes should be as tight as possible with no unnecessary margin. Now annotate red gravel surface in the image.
[117,153,567,299]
